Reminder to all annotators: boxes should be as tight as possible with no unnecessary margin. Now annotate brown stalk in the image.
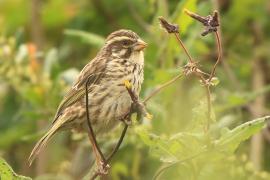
[208,32,222,82]
[158,14,219,130]
[90,124,129,180]
[174,33,194,63]
[85,77,107,166]
[158,16,193,63]
[153,10,222,177]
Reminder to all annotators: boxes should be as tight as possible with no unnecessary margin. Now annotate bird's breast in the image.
[87,59,144,127]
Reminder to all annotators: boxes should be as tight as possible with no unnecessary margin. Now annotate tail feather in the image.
[28,121,63,166]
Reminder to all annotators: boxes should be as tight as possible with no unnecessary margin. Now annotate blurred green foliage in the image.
[0,0,270,179]
[0,158,31,180]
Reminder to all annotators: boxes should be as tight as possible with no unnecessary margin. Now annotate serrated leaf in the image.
[216,116,270,153]
[64,29,105,47]
[135,126,178,162]
[0,157,31,180]
[135,126,205,163]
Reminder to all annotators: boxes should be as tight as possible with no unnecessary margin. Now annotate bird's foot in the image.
[131,101,152,121]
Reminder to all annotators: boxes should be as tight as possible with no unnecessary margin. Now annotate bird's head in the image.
[103,29,147,60]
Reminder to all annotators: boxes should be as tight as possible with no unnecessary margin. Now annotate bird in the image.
[28,29,147,170]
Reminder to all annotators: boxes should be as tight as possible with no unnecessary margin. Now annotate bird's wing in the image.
[52,57,107,124]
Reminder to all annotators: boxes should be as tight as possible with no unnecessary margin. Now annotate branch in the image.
[184,9,221,82]
[89,124,128,180]
[158,16,194,63]
[158,14,220,130]
[85,76,107,165]
[107,124,129,162]
[208,32,222,81]
[153,10,223,178]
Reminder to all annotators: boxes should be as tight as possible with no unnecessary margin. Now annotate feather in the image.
[29,57,107,165]
[53,57,107,124]
[28,115,66,166]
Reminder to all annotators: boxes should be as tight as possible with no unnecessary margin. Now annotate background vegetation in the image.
[0,0,270,179]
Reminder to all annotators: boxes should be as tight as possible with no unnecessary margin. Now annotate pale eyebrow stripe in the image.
[106,36,134,44]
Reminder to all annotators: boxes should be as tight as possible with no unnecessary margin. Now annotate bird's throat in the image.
[129,50,144,66]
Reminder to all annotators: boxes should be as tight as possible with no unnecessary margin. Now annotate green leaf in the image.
[135,126,205,163]
[64,29,105,47]
[216,116,270,153]
[0,157,31,180]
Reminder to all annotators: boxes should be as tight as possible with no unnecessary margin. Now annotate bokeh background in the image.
[0,0,270,179]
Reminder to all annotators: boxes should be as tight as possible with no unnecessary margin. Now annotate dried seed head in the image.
[184,9,220,36]
[183,61,199,76]
[158,16,179,33]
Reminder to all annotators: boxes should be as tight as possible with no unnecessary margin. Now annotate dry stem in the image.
[174,33,194,63]
[208,32,222,81]
[158,10,221,131]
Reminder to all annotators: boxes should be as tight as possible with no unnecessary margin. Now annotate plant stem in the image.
[209,32,222,81]
[85,77,107,165]
[174,33,194,63]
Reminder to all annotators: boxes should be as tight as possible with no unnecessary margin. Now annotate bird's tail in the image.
[28,120,63,166]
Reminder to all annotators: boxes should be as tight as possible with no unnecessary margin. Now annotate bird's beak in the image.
[134,39,147,51]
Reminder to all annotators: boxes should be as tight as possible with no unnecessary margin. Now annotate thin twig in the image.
[196,69,211,77]
[90,173,99,180]
[85,77,106,163]
[143,73,183,103]
[90,124,128,180]
[152,10,222,178]
[159,15,214,131]
[174,33,194,63]
[209,32,222,81]
[107,124,129,162]
[158,16,193,63]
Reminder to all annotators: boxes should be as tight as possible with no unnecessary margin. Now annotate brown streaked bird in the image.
[28,29,147,168]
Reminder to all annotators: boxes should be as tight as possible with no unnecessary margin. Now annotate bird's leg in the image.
[87,132,110,174]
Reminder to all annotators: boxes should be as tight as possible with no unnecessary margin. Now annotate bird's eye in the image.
[122,40,130,46]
